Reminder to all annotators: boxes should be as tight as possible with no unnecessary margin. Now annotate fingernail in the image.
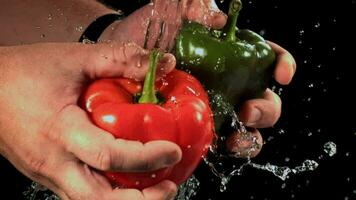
[158,53,176,74]
[247,107,262,126]
[160,53,175,65]
[164,147,182,166]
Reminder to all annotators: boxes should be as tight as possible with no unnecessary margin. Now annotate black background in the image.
[0,0,353,199]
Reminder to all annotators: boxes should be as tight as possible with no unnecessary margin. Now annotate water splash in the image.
[176,176,200,200]
[249,159,319,181]
[23,182,59,200]
[323,141,337,157]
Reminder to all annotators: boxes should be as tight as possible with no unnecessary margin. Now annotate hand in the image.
[229,41,297,158]
[180,0,227,28]
[0,42,180,200]
[100,0,227,52]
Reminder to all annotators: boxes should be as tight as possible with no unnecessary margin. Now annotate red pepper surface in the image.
[80,51,214,189]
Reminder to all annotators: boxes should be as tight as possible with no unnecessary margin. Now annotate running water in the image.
[183,90,335,195]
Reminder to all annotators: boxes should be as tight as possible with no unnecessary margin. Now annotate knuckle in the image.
[26,155,47,177]
[136,147,153,171]
[96,147,113,171]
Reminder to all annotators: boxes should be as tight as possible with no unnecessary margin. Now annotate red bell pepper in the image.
[81,50,215,189]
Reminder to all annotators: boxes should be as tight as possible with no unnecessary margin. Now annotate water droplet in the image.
[279,129,286,135]
[23,182,57,200]
[299,29,305,36]
[116,9,124,15]
[48,14,53,20]
[82,38,95,44]
[176,176,200,200]
[323,141,337,157]
[259,29,266,36]
[314,22,320,28]
[249,159,319,181]
[40,34,46,38]
[267,136,274,141]
[281,183,287,189]
[151,174,156,178]
[75,26,83,32]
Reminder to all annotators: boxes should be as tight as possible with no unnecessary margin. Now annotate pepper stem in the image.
[223,0,242,42]
[138,50,162,104]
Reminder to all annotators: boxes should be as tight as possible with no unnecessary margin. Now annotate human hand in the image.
[99,0,227,52]
[228,41,297,158]
[0,42,180,200]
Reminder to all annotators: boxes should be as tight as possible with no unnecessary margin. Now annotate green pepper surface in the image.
[175,0,276,136]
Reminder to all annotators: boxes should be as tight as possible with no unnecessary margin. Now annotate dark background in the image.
[0,0,353,199]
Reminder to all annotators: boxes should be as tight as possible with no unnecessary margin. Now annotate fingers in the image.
[183,0,227,29]
[113,180,177,200]
[47,105,182,173]
[69,42,176,81]
[238,89,281,128]
[267,41,297,85]
[142,180,177,200]
[226,128,263,158]
[53,162,177,200]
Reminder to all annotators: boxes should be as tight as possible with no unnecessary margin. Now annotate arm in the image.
[0,0,115,45]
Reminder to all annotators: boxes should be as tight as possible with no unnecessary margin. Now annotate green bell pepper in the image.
[175,0,276,136]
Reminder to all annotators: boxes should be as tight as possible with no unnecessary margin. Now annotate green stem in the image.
[223,0,242,42]
[138,50,162,104]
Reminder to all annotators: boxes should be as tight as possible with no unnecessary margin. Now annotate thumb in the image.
[70,42,176,81]
[184,0,227,29]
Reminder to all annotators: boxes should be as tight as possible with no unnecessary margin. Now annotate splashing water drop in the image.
[249,159,319,181]
[314,22,320,28]
[23,182,59,200]
[249,163,292,181]
[323,141,337,157]
[299,29,305,36]
[176,176,200,200]
[75,26,83,32]
[81,38,95,44]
